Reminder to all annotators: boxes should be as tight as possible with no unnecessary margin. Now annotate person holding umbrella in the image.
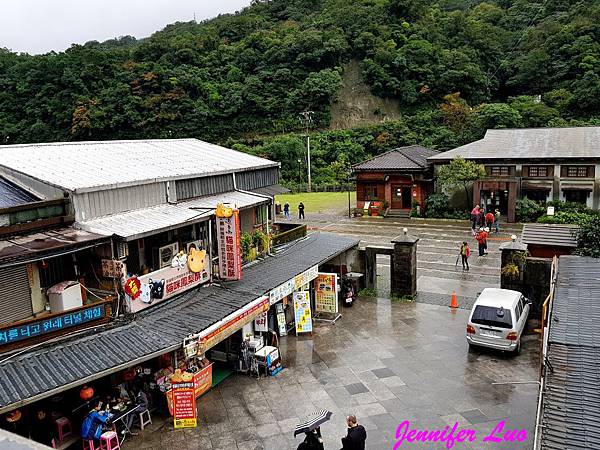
[295,410,331,450]
[297,427,324,450]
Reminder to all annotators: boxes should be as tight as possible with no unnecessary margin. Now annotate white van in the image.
[466,288,531,354]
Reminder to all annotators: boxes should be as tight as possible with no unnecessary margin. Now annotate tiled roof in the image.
[0,232,358,412]
[540,256,600,450]
[353,145,438,171]
[521,224,578,248]
[429,127,600,161]
[0,177,38,209]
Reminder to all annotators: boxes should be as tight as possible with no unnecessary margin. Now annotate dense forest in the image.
[1,0,599,184]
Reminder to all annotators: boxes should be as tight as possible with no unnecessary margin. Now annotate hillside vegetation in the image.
[1,0,599,183]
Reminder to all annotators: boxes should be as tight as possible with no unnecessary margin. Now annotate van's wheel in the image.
[514,340,521,355]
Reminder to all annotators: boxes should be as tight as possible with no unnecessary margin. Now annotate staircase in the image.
[385,209,410,219]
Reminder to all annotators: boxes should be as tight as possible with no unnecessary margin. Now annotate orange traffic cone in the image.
[450,290,458,309]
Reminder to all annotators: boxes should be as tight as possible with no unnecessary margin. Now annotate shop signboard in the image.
[275,303,287,336]
[216,208,242,281]
[101,259,125,278]
[293,291,313,334]
[295,265,319,290]
[0,303,107,346]
[199,296,269,351]
[127,261,210,313]
[193,363,213,397]
[172,381,197,429]
[269,278,295,306]
[254,311,268,333]
[314,273,338,314]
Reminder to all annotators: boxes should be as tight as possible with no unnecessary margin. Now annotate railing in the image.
[272,223,307,247]
[282,182,354,194]
[0,198,73,236]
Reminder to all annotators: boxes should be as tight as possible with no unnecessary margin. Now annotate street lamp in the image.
[299,111,314,192]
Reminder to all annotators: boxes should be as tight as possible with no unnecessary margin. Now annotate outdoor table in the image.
[108,403,142,445]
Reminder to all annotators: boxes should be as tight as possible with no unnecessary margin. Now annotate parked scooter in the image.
[340,276,355,307]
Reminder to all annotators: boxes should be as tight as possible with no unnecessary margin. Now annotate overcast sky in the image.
[0,0,252,55]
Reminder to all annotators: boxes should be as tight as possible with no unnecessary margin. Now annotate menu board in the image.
[172,381,197,429]
[217,209,242,280]
[315,273,338,314]
[293,291,313,334]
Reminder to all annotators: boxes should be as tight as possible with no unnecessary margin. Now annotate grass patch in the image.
[358,288,378,298]
[390,294,414,303]
[276,191,356,215]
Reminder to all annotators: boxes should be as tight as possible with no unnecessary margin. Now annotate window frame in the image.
[364,184,379,201]
[489,166,510,177]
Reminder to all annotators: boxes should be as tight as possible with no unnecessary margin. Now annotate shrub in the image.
[516,198,545,222]
[537,211,596,224]
[574,216,600,258]
[424,193,470,219]
[546,200,589,213]
[240,232,253,262]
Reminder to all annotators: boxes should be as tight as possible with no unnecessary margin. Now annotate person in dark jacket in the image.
[30,410,55,447]
[341,415,366,450]
[297,427,324,450]
[298,202,305,220]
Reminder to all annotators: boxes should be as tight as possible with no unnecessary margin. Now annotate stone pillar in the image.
[391,234,419,298]
[365,247,378,289]
[499,240,528,292]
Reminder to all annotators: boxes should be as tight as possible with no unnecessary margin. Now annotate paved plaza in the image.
[124,217,539,450]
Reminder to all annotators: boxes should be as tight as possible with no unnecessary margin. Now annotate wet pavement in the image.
[124,217,539,450]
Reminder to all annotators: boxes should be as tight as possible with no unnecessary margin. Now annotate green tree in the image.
[574,216,600,258]
[437,157,486,209]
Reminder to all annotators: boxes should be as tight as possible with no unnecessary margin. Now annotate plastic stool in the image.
[55,416,73,443]
[100,431,120,450]
[139,409,152,430]
[83,439,97,450]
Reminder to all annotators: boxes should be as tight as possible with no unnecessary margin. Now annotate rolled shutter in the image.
[0,265,33,325]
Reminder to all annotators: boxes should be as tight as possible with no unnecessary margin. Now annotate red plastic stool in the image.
[100,431,120,450]
[55,416,73,444]
[83,439,97,450]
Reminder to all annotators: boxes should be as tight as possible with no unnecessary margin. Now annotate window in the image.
[567,166,589,177]
[471,305,513,329]
[256,204,267,224]
[527,166,548,177]
[489,166,510,176]
[364,185,379,201]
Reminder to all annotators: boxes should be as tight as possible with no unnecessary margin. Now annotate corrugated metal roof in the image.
[0,227,110,267]
[0,232,359,412]
[430,127,600,161]
[0,178,38,208]
[77,190,269,241]
[353,145,438,171]
[540,256,600,450]
[521,224,578,248]
[252,184,290,197]
[0,139,278,193]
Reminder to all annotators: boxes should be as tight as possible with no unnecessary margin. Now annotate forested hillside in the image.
[1,0,599,184]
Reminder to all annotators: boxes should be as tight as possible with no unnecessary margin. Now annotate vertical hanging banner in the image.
[216,204,242,280]
[315,273,338,314]
[275,303,287,336]
[254,311,268,332]
[293,291,313,334]
[172,381,197,429]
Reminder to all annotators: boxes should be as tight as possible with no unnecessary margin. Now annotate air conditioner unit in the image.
[185,240,203,253]
[155,242,179,269]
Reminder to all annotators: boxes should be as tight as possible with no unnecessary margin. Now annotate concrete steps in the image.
[385,209,410,219]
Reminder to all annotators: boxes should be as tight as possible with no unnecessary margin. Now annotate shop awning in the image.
[0,232,359,413]
[521,182,551,191]
[77,191,270,241]
[561,185,594,191]
[251,184,290,197]
[0,227,111,268]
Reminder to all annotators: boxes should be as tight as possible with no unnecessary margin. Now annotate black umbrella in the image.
[294,409,333,437]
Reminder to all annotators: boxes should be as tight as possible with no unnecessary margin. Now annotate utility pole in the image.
[299,111,314,192]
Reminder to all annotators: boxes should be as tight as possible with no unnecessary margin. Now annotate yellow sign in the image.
[293,291,312,334]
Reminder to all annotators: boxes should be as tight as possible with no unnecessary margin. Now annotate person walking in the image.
[459,242,470,271]
[485,210,495,229]
[470,205,480,230]
[298,202,305,220]
[494,209,501,234]
[297,427,324,450]
[341,415,367,450]
[477,207,486,228]
[475,228,487,257]
[283,202,291,220]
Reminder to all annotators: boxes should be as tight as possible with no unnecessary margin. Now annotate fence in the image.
[272,223,307,247]
[282,182,354,194]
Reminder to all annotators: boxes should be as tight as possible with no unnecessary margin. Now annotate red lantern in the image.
[79,386,94,401]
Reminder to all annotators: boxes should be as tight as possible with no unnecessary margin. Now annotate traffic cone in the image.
[450,290,458,309]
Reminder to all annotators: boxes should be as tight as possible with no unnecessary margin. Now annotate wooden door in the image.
[391,185,403,209]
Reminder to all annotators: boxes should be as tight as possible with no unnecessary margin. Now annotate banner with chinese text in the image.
[217,209,242,280]
[172,381,197,429]
[293,291,313,334]
[315,273,338,314]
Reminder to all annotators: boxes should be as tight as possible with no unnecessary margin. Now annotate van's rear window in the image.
[471,306,513,329]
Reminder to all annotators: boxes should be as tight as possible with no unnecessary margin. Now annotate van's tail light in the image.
[467,325,476,334]
[506,332,518,341]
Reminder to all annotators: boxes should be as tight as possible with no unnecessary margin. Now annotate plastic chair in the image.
[139,409,152,430]
[99,431,120,450]
[83,439,97,450]
[55,416,73,444]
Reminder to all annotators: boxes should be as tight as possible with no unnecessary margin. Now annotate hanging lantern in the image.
[79,386,94,401]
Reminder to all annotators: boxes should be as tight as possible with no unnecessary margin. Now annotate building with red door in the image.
[352,146,438,217]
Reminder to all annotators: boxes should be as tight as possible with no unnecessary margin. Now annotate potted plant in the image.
[240,232,253,263]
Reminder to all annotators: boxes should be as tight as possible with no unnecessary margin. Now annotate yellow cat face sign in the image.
[188,248,207,273]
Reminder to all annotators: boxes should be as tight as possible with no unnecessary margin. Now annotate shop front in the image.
[473,180,518,222]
